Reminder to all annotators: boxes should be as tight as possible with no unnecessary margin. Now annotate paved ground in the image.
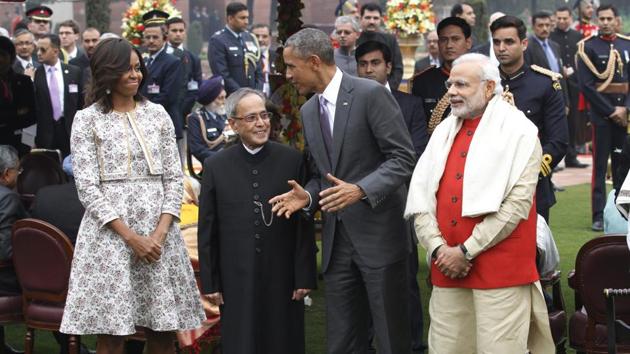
[554,155,595,188]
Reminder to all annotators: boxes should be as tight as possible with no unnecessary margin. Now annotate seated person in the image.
[31,155,85,245]
[187,76,231,163]
[17,152,67,211]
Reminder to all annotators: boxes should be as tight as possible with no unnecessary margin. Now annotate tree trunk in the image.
[86,0,111,34]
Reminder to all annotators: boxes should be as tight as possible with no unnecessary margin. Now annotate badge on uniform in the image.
[148,83,160,94]
[245,41,257,53]
[229,46,238,51]
[68,84,79,93]
[553,81,561,91]
[207,128,218,133]
[187,80,199,91]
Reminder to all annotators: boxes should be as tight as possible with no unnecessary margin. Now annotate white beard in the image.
[206,102,226,116]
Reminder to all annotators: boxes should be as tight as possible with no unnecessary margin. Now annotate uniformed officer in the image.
[208,2,263,95]
[577,4,630,231]
[187,76,230,164]
[492,15,569,223]
[25,5,70,64]
[410,17,472,134]
[165,17,203,120]
[140,10,184,160]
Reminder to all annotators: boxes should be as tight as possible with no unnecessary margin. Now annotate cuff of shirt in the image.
[463,237,483,259]
[302,190,313,211]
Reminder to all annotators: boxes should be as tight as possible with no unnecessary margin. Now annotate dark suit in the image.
[357,31,404,90]
[32,181,84,245]
[413,55,440,75]
[301,73,416,353]
[68,52,89,70]
[524,36,563,73]
[391,89,429,157]
[11,55,40,75]
[33,62,83,157]
[0,72,36,156]
[471,41,491,56]
[141,48,184,138]
[208,27,263,95]
[0,185,25,294]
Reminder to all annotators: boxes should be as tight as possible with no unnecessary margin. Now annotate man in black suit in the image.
[34,34,83,157]
[276,28,416,354]
[69,27,100,71]
[252,23,277,96]
[11,29,39,78]
[355,39,428,354]
[414,30,440,74]
[57,20,84,62]
[140,11,184,141]
[208,2,263,95]
[524,12,564,77]
[550,6,588,168]
[32,180,84,245]
[357,2,404,90]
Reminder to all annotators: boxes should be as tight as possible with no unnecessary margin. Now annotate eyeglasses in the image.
[232,111,273,123]
[3,167,22,175]
[444,79,486,91]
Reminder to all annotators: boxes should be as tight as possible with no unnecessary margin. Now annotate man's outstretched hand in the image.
[319,174,365,212]
[270,180,310,218]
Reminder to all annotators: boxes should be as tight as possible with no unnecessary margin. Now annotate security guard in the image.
[577,4,630,231]
[492,15,568,223]
[410,17,472,134]
[140,10,184,157]
[208,2,262,95]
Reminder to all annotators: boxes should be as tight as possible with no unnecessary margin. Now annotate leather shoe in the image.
[4,344,24,354]
[565,159,589,168]
[592,220,604,232]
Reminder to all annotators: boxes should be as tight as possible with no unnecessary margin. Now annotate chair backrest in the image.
[574,236,630,324]
[11,219,74,303]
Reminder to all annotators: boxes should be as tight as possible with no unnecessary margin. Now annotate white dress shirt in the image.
[67,46,78,60]
[16,56,34,70]
[44,60,65,116]
[319,68,343,136]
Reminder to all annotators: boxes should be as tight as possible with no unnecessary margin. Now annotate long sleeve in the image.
[198,158,221,294]
[577,46,615,117]
[541,83,569,168]
[70,110,119,227]
[462,141,542,257]
[208,37,240,93]
[293,157,317,290]
[158,108,184,220]
[0,191,28,261]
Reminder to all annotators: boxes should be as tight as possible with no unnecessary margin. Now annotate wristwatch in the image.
[459,244,474,261]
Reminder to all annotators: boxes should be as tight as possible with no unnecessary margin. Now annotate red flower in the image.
[131,38,141,45]
[136,24,144,31]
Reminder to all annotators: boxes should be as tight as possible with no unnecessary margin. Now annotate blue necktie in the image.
[542,41,560,73]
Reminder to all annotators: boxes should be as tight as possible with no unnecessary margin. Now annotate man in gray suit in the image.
[271,28,416,354]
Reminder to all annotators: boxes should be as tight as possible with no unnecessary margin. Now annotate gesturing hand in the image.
[434,246,472,279]
[269,180,310,218]
[319,174,365,213]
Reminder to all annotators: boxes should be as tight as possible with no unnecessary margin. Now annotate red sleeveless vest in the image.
[432,117,539,289]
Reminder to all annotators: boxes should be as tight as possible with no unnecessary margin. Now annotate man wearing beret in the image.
[187,76,230,163]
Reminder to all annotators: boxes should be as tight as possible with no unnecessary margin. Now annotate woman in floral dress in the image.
[60,38,205,354]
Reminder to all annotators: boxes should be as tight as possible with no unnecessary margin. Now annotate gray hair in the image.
[0,145,19,173]
[285,28,335,65]
[99,32,120,40]
[225,88,266,118]
[452,53,503,95]
[335,15,360,33]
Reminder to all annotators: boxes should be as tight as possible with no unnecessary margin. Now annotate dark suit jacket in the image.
[69,52,89,70]
[0,72,36,153]
[141,49,184,138]
[301,74,416,272]
[32,181,84,245]
[391,89,429,157]
[0,185,25,293]
[525,36,569,105]
[33,62,83,150]
[413,56,438,75]
[471,41,491,56]
[12,56,40,75]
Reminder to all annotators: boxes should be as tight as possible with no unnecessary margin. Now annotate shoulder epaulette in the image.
[617,33,630,41]
[408,65,436,92]
[530,64,562,81]
[414,65,436,77]
[577,34,594,45]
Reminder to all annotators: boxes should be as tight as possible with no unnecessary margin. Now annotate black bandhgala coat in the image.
[198,141,317,354]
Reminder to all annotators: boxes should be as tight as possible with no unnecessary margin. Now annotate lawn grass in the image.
[3,183,602,353]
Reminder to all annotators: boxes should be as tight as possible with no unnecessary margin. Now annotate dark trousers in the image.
[52,117,70,157]
[591,119,626,222]
[325,222,411,354]
[566,80,581,161]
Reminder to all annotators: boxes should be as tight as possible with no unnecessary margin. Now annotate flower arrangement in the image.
[384,0,436,38]
[121,0,181,46]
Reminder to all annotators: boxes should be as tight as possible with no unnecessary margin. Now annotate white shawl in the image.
[404,95,539,218]
[616,175,630,218]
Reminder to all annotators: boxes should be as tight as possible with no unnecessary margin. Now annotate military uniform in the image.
[208,27,263,95]
[577,33,630,225]
[410,65,450,134]
[187,107,227,163]
[167,44,202,122]
[141,47,184,138]
[500,64,569,221]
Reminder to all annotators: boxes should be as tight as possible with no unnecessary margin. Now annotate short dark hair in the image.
[360,3,383,17]
[450,2,472,17]
[0,36,16,67]
[355,40,392,64]
[82,27,100,36]
[490,15,527,40]
[437,17,471,39]
[166,17,186,28]
[531,11,552,25]
[41,34,61,49]
[251,23,270,32]
[86,38,147,113]
[596,4,618,17]
[555,6,572,15]
[58,19,80,34]
[226,2,248,17]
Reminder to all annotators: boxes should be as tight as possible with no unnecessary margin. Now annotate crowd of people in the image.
[0,0,629,353]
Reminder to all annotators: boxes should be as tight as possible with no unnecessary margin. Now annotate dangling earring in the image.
[106,88,111,95]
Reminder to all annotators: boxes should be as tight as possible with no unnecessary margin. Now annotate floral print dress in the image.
[60,101,205,335]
